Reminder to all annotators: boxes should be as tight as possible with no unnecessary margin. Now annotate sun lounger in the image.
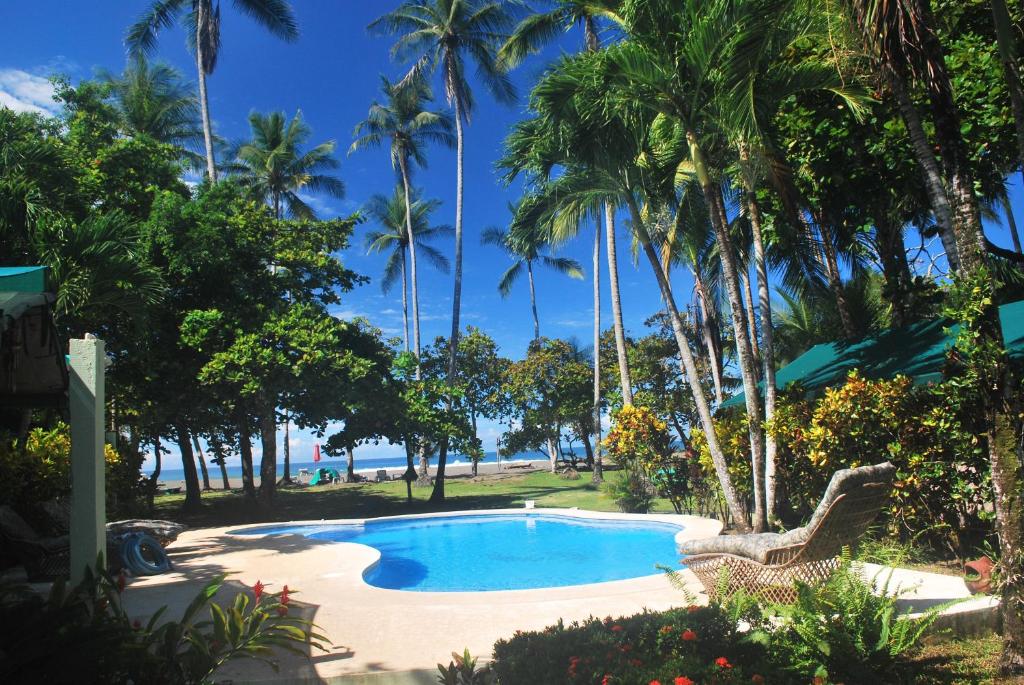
[680,461,896,603]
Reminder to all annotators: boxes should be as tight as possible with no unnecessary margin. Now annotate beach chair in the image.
[0,505,72,581]
[375,469,388,483]
[680,461,895,603]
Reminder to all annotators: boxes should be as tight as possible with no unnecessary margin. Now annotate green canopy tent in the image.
[0,266,67,407]
[721,298,1024,410]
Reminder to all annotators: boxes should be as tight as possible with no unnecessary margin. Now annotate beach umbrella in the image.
[313,443,321,463]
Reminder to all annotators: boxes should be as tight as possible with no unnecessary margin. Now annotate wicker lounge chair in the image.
[680,461,896,603]
[0,505,72,581]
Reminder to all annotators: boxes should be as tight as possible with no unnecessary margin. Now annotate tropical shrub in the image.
[758,557,946,683]
[602,406,681,513]
[689,413,753,523]
[604,464,654,513]
[767,370,990,555]
[0,562,326,684]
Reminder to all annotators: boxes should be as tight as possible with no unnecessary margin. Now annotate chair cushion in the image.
[679,461,896,564]
[0,505,42,542]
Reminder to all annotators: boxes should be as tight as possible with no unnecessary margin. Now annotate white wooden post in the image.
[69,337,105,583]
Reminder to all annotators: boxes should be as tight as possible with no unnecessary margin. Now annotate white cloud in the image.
[0,69,58,116]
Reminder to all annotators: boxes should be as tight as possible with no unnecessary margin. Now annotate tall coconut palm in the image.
[350,73,455,374]
[364,186,452,354]
[844,0,1022,668]
[990,0,1024,195]
[126,0,299,182]
[371,0,518,501]
[235,110,345,220]
[481,224,584,340]
[501,0,626,485]
[99,56,203,154]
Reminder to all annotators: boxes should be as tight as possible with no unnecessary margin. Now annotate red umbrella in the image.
[313,443,321,463]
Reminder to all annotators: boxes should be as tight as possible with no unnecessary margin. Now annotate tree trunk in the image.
[401,247,410,352]
[195,1,217,182]
[886,66,959,272]
[417,444,431,484]
[742,156,780,523]
[546,436,558,473]
[876,214,913,327]
[258,407,277,504]
[347,445,356,482]
[211,437,230,489]
[239,420,255,500]
[593,220,603,483]
[693,271,725,405]
[605,203,633,405]
[740,269,761,367]
[471,412,479,477]
[401,156,422,378]
[176,423,202,512]
[625,192,750,531]
[816,216,856,338]
[431,80,466,503]
[1001,193,1022,255]
[403,440,415,501]
[282,411,291,484]
[192,433,212,491]
[991,0,1024,202]
[527,259,540,340]
[148,437,162,512]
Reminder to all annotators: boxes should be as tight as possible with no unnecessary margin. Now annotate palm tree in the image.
[843,0,1023,670]
[371,0,518,501]
[364,186,452,354]
[481,224,584,340]
[235,110,345,220]
[350,74,454,374]
[990,0,1024,195]
[99,56,203,154]
[126,0,298,181]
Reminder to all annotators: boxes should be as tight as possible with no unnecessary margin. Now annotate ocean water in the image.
[156,450,548,482]
[234,513,686,591]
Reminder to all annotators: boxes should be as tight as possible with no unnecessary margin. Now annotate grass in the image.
[153,468,680,528]
[906,634,1024,684]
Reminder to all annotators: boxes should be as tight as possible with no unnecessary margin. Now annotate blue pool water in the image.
[234,514,685,592]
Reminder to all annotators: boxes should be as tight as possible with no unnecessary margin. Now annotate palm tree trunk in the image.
[195,1,217,182]
[693,271,725,404]
[689,130,766,532]
[817,218,856,338]
[527,259,540,340]
[258,406,276,504]
[176,423,202,512]
[282,418,291,484]
[991,0,1024,198]
[347,445,356,482]
[740,150,780,521]
[624,192,750,532]
[605,203,633,405]
[740,269,761,366]
[431,82,466,503]
[148,437,162,512]
[1001,193,1022,255]
[192,433,212,491]
[400,157,423,378]
[400,249,410,352]
[592,220,603,483]
[886,67,959,272]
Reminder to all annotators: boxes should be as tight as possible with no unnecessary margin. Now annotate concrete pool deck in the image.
[119,509,997,684]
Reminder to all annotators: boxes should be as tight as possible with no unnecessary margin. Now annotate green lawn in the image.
[153,469,680,528]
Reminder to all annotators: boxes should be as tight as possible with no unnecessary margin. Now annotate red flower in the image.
[649,681,661,685]
[280,585,290,605]
[276,605,289,616]
[602,676,611,685]
[253,580,265,603]
[117,570,127,593]
[681,629,697,641]
[619,643,632,653]
[687,604,700,613]
[132,619,142,629]
[674,678,695,685]
[611,624,623,632]
[751,676,765,684]
[715,657,732,669]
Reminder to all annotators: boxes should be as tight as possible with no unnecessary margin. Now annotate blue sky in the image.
[2,1,1022,471]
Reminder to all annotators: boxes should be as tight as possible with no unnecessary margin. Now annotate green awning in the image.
[720,298,1024,409]
[0,266,48,292]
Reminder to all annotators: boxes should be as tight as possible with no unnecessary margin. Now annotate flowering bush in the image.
[491,605,773,685]
[603,406,673,466]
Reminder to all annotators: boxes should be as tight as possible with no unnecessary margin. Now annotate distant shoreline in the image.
[156,458,553,491]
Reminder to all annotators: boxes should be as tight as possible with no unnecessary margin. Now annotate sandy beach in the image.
[157,458,554,491]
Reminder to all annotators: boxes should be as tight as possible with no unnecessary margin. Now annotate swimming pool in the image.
[234,513,686,592]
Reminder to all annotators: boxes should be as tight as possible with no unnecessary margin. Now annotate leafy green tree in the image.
[371,0,518,501]
[234,110,345,220]
[481,225,583,341]
[126,0,299,181]
[350,73,454,372]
